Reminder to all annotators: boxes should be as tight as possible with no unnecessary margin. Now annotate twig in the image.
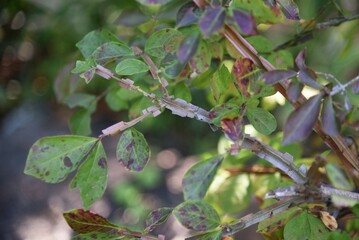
[330,75,359,96]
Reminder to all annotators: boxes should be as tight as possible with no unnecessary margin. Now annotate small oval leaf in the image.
[92,42,133,65]
[115,58,150,76]
[70,142,108,209]
[283,93,323,144]
[233,9,257,35]
[173,200,221,232]
[183,156,224,200]
[116,128,150,172]
[145,28,182,59]
[295,48,306,70]
[277,0,300,20]
[263,69,297,84]
[287,81,304,102]
[24,136,98,183]
[321,96,339,136]
[246,107,277,135]
[199,6,226,38]
[145,207,173,232]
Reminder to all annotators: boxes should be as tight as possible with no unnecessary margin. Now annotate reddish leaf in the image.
[283,93,324,144]
[199,6,226,38]
[145,207,173,232]
[232,9,257,35]
[177,2,199,28]
[263,69,297,84]
[63,209,119,234]
[221,117,244,142]
[177,31,200,64]
[288,81,303,102]
[295,48,307,70]
[298,68,323,90]
[321,96,339,136]
[277,0,300,20]
[233,58,256,97]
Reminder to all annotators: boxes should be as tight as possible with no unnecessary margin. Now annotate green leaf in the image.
[105,88,129,112]
[326,231,351,240]
[209,103,241,127]
[72,59,96,74]
[70,142,108,209]
[115,58,150,75]
[283,211,328,240]
[206,174,251,214]
[172,82,192,102]
[80,68,96,83]
[69,109,92,136]
[63,209,120,234]
[164,60,185,79]
[93,42,133,64]
[210,64,231,103]
[257,207,301,233]
[245,107,277,135]
[24,136,98,183]
[145,207,173,232]
[189,40,212,75]
[76,29,120,58]
[183,155,223,200]
[144,28,182,59]
[116,128,150,172]
[173,200,221,232]
[268,50,294,68]
[187,230,222,240]
[326,163,353,191]
[246,35,273,53]
[63,93,97,110]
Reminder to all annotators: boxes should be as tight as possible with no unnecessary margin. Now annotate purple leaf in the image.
[177,31,200,64]
[321,96,339,136]
[183,156,224,200]
[283,93,324,144]
[232,9,257,35]
[352,80,359,94]
[199,6,226,38]
[263,69,297,84]
[277,0,300,20]
[173,200,220,231]
[145,207,173,232]
[176,2,199,28]
[298,68,323,90]
[295,48,307,70]
[287,81,303,102]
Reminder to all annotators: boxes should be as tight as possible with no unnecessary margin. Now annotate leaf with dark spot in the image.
[263,69,297,84]
[64,209,119,233]
[177,31,200,64]
[70,142,108,209]
[283,211,328,240]
[233,9,257,35]
[277,0,300,20]
[199,6,226,38]
[245,107,277,135]
[321,96,339,136]
[183,156,223,200]
[145,207,173,232]
[221,117,244,141]
[283,93,323,144]
[298,68,323,90]
[80,68,96,83]
[92,42,133,65]
[145,28,182,59]
[116,128,150,172]
[173,200,221,232]
[24,136,98,183]
[209,103,241,127]
[258,207,302,233]
[288,81,303,102]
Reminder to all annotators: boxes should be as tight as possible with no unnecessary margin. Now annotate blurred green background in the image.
[0,0,358,239]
